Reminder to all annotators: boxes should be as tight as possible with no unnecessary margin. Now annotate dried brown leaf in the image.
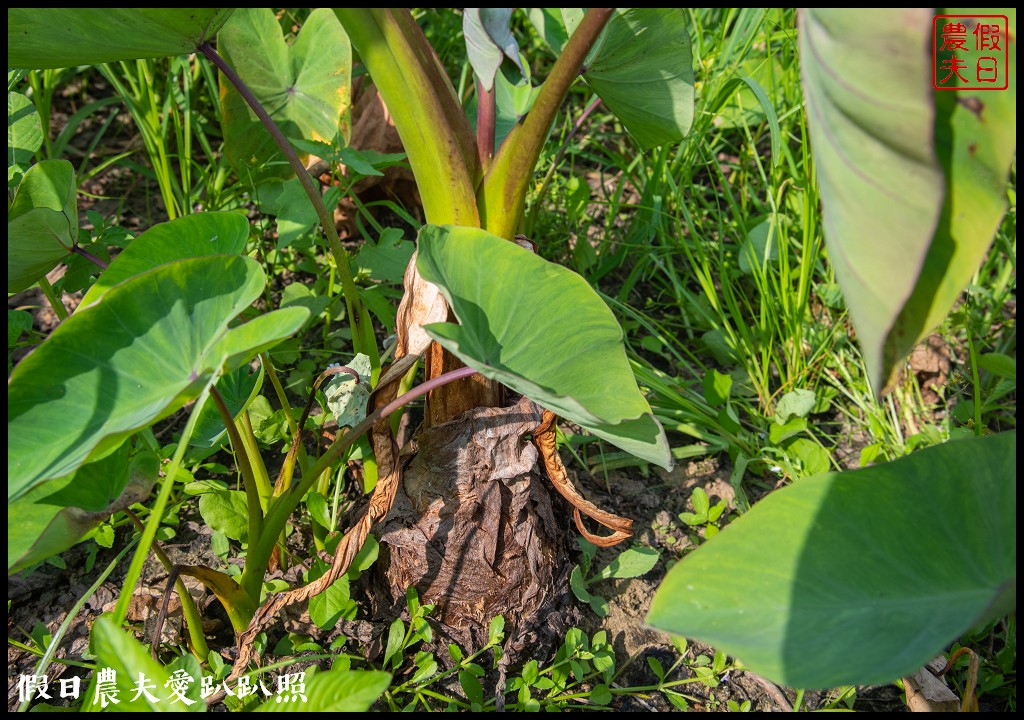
[533,410,632,547]
[396,251,448,358]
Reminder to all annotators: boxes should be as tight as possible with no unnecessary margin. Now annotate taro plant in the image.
[6,5,1017,699]
[8,6,684,680]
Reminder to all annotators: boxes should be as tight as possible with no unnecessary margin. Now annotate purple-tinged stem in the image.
[72,244,109,269]
[197,41,373,363]
[477,78,496,171]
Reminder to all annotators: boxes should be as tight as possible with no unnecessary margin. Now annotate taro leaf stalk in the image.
[228,8,687,664]
[198,39,379,374]
[334,8,618,421]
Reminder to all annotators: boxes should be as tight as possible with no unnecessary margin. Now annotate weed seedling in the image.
[569,537,660,617]
[678,487,728,540]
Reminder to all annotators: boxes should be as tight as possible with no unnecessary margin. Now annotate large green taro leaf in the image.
[582,8,694,149]
[8,445,158,573]
[81,211,249,309]
[7,255,308,502]
[7,159,77,293]
[894,8,1017,382]
[219,8,351,180]
[799,9,1016,393]
[8,9,233,69]
[417,225,672,469]
[648,431,1016,688]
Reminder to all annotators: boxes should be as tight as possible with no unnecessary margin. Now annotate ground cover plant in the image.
[7,7,1016,712]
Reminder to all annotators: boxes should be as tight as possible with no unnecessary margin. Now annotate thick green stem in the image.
[210,385,264,600]
[242,366,478,592]
[238,410,272,508]
[335,8,481,225]
[37,275,68,321]
[199,42,377,368]
[480,8,614,238]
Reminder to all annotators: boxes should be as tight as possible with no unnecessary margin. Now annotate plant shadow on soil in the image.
[8,442,912,712]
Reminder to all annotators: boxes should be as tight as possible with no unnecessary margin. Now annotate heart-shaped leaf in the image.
[648,431,1016,688]
[416,225,671,469]
[582,8,695,149]
[8,255,308,501]
[774,389,815,424]
[357,227,415,285]
[799,9,1016,392]
[219,8,351,180]
[199,490,250,543]
[81,211,250,309]
[8,9,233,69]
[8,159,77,293]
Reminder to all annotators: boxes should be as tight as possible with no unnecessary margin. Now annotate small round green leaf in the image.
[774,389,816,424]
[595,547,660,581]
[308,561,355,629]
[199,490,250,543]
